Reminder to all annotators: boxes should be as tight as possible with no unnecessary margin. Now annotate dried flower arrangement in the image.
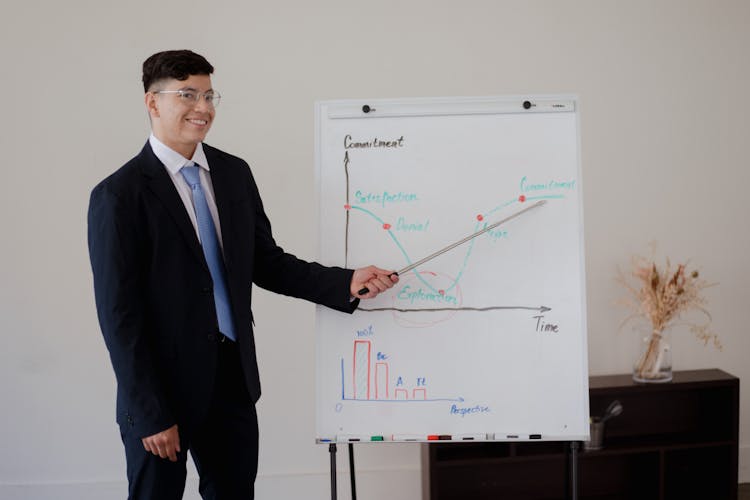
[617,248,720,381]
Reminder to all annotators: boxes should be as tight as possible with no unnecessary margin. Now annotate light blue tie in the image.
[181,165,237,341]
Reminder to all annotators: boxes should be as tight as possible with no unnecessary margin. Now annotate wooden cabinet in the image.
[422,369,739,500]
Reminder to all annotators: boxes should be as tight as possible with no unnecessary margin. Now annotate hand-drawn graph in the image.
[341,338,463,403]
[315,97,589,442]
[341,147,575,326]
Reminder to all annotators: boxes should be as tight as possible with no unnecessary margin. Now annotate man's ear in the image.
[145,92,160,118]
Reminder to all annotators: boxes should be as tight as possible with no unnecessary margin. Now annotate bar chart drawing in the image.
[341,339,463,403]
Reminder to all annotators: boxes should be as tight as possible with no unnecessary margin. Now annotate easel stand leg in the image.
[348,443,357,500]
[329,443,337,500]
[568,441,580,500]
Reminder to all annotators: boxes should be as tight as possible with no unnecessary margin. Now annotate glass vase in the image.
[633,328,672,383]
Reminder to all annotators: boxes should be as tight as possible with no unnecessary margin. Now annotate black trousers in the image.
[122,338,259,499]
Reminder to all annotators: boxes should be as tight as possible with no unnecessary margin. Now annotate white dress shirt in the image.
[149,134,225,250]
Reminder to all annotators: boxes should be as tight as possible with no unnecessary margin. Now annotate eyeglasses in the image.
[152,89,222,108]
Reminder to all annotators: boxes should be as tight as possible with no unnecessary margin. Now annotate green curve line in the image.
[485,199,516,217]
[527,194,565,201]
[349,194,564,295]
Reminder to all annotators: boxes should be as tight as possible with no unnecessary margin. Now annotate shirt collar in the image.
[149,134,210,174]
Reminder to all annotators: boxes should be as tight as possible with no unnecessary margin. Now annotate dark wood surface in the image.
[423,369,740,500]
[589,368,737,390]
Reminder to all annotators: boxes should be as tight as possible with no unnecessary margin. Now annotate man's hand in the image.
[351,266,399,299]
[141,424,181,462]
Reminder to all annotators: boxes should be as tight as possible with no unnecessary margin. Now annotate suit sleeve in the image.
[247,173,358,313]
[88,184,174,438]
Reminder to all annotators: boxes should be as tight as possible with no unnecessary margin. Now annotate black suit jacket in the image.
[88,142,356,438]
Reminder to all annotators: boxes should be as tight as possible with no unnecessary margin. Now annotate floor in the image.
[740,483,750,500]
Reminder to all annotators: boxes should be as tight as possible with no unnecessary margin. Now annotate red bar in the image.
[375,362,389,399]
[353,340,372,400]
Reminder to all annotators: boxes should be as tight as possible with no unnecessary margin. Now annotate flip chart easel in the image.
[314,96,589,453]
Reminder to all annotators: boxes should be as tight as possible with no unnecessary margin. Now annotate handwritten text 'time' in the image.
[532,315,559,333]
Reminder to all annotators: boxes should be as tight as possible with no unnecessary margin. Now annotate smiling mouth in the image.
[187,119,208,126]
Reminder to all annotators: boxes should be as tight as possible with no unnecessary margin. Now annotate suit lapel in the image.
[138,143,209,270]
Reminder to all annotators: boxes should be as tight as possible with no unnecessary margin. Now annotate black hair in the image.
[142,50,214,92]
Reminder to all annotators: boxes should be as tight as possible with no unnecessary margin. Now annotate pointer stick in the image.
[358,200,547,296]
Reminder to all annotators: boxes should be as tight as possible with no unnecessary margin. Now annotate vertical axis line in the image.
[344,151,350,267]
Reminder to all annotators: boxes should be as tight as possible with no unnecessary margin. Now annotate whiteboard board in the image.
[314,95,589,443]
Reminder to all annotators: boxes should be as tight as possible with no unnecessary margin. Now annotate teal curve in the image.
[348,194,565,296]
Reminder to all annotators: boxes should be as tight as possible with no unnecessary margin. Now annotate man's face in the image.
[146,74,215,158]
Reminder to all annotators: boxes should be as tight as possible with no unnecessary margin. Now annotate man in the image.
[88,50,396,499]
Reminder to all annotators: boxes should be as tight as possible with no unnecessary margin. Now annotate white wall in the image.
[1,0,748,498]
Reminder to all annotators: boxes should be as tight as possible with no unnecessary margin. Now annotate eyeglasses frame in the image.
[151,88,222,107]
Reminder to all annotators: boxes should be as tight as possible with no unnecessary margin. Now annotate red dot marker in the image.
[383,223,391,230]
[476,214,484,221]
[439,290,445,296]
[344,204,351,210]
[518,195,526,202]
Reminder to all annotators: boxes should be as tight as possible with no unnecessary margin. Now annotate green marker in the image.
[371,436,384,441]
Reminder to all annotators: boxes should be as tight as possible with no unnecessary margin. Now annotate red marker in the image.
[427,435,439,441]
[476,214,484,221]
[439,290,445,296]
[383,223,391,230]
[344,204,351,210]
[518,195,526,202]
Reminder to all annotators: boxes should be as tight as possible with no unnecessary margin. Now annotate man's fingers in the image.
[156,439,176,460]
[142,439,179,461]
[362,277,393,298]
[367,278,387,293]
[372,273,398,290]
[364,272,399,297]
[140,425,180,460]
[382,271,399,286]
[352,266,399,298]
[371,266,393,276]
